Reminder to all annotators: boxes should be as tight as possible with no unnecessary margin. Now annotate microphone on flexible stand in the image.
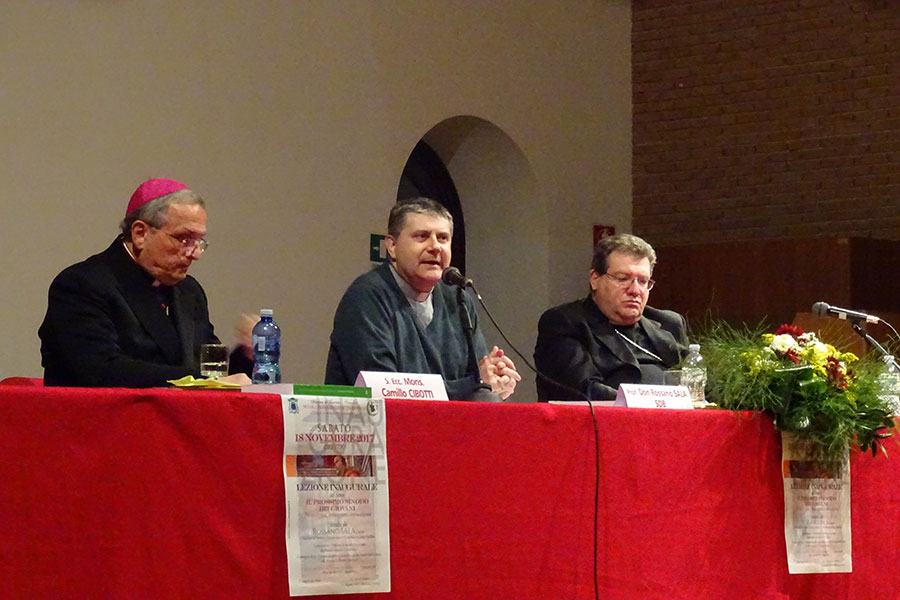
[443,267,501,403]
[441,266,474,290]
[441,267,595,403]
[811,301,900,370]
[811,301,881,324]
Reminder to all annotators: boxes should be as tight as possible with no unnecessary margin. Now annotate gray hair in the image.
[119,189,205,241]
[387,197,453,237]
[591,233,657,274]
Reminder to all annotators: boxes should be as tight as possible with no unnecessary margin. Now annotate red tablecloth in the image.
[1,385,898,599]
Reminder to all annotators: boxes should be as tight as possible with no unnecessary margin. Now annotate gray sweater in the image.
[325,262,488,400]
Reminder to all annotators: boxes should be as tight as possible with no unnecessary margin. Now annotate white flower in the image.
[798,332,818,345]
[770,334,799,353]
[807,341,829,362]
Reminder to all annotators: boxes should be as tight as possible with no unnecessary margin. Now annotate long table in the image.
[1,383,899,599]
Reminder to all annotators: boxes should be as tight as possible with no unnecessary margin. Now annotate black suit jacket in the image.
[39,238,219,387]
[533,296,688,401]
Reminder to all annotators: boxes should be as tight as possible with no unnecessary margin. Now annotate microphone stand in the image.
[850,321,900,371]
[456,286,502,402]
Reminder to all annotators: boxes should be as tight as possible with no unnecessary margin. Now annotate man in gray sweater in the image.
[325,198,519,400]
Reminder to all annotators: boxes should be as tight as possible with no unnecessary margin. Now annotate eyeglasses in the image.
[603,272,655,291]
[153,227,209,254]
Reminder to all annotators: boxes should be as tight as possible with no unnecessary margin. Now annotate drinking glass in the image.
[664,369,682,386]
[200,344,229,379]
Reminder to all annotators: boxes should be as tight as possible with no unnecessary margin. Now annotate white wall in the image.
[423,117,544,403]
[0,1,632,396]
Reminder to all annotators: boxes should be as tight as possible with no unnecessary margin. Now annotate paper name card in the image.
[615,384,693,409]
[355,371,448,401]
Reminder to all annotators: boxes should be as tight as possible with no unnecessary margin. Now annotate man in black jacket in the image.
[39,178,249,388]
[534,233,687,401]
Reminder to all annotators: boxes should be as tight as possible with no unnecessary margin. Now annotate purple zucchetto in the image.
[125,178,190,216]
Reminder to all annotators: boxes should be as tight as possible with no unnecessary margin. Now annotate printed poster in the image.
[282,389,390,595]
[781,431,852,574]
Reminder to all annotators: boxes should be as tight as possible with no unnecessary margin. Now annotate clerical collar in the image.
[122,239,163,288]
[388,263,434,327]
[122,239,137,261]
[388,263,432,302]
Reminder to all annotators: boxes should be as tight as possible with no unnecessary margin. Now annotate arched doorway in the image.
[396,140,466,273]
[396,116,544,402]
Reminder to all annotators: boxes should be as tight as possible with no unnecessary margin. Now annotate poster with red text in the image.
[282,391,390,595]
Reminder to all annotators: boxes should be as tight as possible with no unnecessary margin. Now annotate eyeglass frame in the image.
[150,226,209,255]
[602,271,655,291]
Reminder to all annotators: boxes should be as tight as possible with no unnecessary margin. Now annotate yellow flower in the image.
[742,349,775,375]
[801,341,830,371]
[841,352,859,364]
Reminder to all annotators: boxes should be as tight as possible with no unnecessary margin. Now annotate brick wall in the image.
[632,0,900,246]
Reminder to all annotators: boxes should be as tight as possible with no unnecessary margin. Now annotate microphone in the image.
[441,266,473,289]
[442,266,499,402]
[811,301,880,324]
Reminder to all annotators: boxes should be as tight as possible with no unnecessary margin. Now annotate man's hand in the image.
[478,346,521,400]
[235,313,257,352]
[218,373,251,386]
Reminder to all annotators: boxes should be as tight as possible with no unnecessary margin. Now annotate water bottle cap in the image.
[260,309,273,316]
[688,344,700,352]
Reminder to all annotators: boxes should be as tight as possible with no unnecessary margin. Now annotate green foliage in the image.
[694,321,896,463]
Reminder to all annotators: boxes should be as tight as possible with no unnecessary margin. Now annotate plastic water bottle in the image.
[877,355,900,415]
[681,344,707,407]
[251,309,281,384]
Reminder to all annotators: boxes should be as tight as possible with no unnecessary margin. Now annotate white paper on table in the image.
[355,371,448,401]
[282,394,390,595]
[615,383,693,408]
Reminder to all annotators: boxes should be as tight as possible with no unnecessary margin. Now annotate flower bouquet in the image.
[697,323,896,463]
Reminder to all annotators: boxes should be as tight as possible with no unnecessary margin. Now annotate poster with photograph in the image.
[282,388,390,595]
[782,431,852,574]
